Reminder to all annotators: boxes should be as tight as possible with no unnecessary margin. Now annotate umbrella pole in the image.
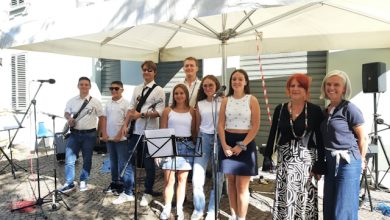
[221,40,228,86]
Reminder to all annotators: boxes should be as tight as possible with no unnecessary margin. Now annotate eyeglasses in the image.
[142,68,154,72]
[109,87,121,91]
[202,83,215,88]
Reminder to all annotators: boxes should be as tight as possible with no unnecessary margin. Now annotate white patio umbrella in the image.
[1,0,390,83]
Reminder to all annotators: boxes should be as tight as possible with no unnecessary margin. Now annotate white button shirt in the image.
[104,97,130,141]
[65,95,103,130]
[129,80,165,135]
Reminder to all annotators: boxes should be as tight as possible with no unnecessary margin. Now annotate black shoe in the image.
[59,183,75,193]
[104,182,117,194]
[151,191,163,197]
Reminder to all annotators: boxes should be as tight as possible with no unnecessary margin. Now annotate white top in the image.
[168,110,192,137]
[129,80,165,135]
[65,94,103,130]
[104,97,130,141]
[225,95,252,130]
[168,78,201,108]
[197,98,221,134]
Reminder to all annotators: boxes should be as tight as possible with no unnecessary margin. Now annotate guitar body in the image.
[61,108,94,140]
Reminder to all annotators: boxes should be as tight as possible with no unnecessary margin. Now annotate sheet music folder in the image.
[144,128,176,158]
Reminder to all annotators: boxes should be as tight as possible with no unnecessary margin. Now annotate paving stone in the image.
[1,146,389,219]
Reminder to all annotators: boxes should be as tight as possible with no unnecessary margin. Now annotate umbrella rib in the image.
[222,14,227,31]
[323,2,390,24]
[170,21,217,39]
[152,23,213,38]
[236,1,322,36]
[193,17,220,37]
[100,27,133,46]
[231,9,256,33]
[160,20,186,51]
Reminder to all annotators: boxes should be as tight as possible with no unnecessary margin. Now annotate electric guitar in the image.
[62,108,94,139]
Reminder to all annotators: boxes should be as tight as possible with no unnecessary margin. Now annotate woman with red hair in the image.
[263,73,325,220]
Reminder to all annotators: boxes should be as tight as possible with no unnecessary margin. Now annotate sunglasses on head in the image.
[109,87,121,91]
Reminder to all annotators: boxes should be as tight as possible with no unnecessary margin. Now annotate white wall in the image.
[0,50,97,150]
[328,48,390,171]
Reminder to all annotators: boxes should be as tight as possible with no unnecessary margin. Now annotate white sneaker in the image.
[177,208,184,220]
[140,193,153,207]
[191,210,203,220]
[159,205,171,220]
[79,181,88,192]
[205,211,215,220]
[228,215,237,220]
[112,192,135,205]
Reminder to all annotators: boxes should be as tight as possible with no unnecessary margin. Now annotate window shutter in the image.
[11,54,27,111]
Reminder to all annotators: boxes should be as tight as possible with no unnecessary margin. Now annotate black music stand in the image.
[144,128,202,220]
[0,114,27,178]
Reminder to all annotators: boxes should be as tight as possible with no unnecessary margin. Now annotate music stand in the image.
[0,114,27,178]
[144,129,177,159]
[144,129,202,219]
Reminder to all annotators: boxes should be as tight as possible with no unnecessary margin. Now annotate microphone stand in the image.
[11,83,49,216]
[120,108,153,220]
[42,114,71,211]
[212,95,220,219]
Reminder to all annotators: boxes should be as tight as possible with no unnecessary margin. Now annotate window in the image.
[11,54,27,111]
[11,0,25,7]
[9,0,26,19]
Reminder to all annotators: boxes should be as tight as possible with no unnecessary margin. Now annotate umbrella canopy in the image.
[1,0,390,62]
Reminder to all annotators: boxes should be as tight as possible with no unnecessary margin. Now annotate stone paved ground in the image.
[0,145,389,220]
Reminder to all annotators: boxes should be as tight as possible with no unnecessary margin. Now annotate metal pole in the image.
[221,40,227,87]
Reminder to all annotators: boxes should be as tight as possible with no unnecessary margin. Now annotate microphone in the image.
[148,98,164,109]
[33,79,56,84]
[213,85,226,97]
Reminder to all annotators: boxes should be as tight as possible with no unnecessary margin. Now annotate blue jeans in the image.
[323,150,361,220]
[129,134,155,194]
[106,140,134,195]
[192,132,224,213]
[65,131,96,184]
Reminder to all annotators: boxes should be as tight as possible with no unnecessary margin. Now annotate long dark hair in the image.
[170,84,190,108]
[227,69,250,96]
[196,75,221,102]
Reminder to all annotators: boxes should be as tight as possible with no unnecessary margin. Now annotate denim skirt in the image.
[161,140,195,170]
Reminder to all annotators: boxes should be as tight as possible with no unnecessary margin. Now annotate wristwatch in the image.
[141,113,145,118]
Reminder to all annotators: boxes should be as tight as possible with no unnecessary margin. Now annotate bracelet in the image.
[236,141,247,151]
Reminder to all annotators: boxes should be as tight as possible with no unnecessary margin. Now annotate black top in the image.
[263,102,326,174]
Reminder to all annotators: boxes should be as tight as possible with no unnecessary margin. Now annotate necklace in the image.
[288,101,308,139]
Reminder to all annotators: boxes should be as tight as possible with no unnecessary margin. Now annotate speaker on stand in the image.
[362,62,390,191]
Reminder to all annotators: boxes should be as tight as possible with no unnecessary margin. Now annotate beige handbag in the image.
[271,103,285,165]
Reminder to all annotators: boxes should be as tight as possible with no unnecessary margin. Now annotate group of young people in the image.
[58,56,367,220]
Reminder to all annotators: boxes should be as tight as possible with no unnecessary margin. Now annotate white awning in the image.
[1,0,390,61]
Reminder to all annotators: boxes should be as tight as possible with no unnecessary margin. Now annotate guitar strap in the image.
[73,96,92,119]
[128,84,157,136]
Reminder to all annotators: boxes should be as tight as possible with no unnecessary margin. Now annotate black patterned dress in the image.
[262,102,325,220]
